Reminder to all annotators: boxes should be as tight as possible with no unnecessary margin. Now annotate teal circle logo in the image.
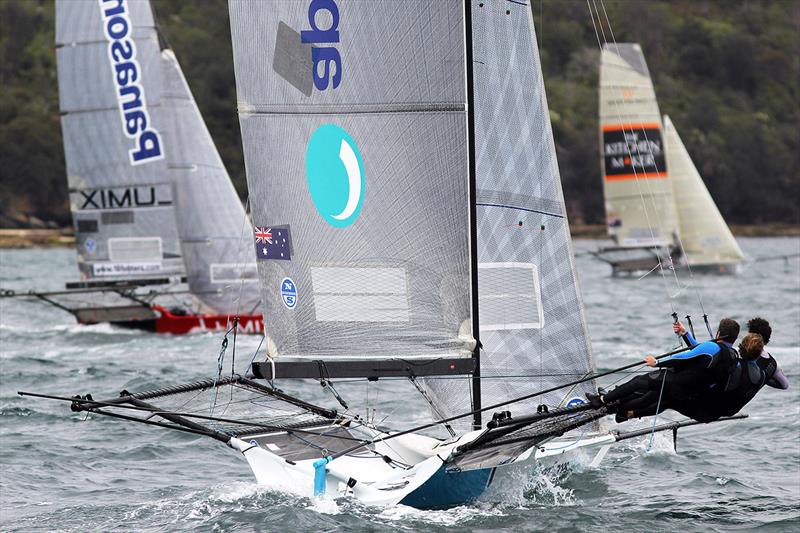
[305,124,365,228]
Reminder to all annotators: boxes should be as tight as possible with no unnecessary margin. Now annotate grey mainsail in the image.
[56,0,184,281]
[423,0,597,422]
[229,1,474,359]
[160,49,260,314]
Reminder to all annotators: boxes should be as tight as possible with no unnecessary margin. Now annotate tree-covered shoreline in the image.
[1,0,797,228]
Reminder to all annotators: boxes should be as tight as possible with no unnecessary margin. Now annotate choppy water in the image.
[1,238,798,532]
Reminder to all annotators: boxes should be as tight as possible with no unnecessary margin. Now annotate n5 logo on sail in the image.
[99,0,163,165]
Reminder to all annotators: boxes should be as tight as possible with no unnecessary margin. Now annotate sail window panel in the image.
[101,211,134,225]
[311,267,410,323]
[108,237,162,262]
[210,263,259,284]
[478,263,543,331]
[76,219,98,233]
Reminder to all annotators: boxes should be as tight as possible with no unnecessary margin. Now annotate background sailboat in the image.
[663,115,745,273]
[594,42,682,275]
[594,43,744,276]
[1,0,262,334]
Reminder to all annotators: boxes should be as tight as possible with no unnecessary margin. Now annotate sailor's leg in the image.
[603,370,669,404]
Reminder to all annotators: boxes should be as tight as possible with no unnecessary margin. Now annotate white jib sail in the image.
[160,49,261,315]
[663,116,744,267]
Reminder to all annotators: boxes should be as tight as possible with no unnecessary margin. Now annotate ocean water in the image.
[1,237,798,532]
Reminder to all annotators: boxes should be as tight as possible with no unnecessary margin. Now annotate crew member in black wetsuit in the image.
[586,318,741,422]
[745,317,789,390]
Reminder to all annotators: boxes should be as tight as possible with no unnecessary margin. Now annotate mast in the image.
[464,0,482,430]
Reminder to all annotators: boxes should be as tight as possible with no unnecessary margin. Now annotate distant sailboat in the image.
[1,0,262,334]
[663,115,745,272]
[594,43,742,275]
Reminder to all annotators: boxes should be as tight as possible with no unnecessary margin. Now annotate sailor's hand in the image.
[673,321,686,336]
[644,355,658,367]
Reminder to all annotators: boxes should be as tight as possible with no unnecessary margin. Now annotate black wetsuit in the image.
[603,337,736,420]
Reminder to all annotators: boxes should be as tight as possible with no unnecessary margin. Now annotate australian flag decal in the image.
[254,225,291,260]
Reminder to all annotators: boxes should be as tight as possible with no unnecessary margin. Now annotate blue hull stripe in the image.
[399,464,495,509]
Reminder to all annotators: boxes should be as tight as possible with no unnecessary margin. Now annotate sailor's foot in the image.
[586,392,604,409]
[615,410,634,423]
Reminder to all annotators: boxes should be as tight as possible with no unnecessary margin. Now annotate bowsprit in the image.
[99,0,163,165]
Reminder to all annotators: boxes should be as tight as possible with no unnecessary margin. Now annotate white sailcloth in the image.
[56,0,184,281]
[160,49,261,314]
[663,116,744,266]
[422,0,597,424]
[599,43,679,248]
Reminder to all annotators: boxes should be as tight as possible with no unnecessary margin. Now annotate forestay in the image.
[422,0,597,424]
[160,49,260,314]
[56,0,184,281]
[229,1,474,359]
[663,116,744,267]
[599,43,679,248]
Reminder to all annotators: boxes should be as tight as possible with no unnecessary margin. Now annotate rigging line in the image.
[329,343,699,460]
[645,369,668,452]
[410,377,456,437]
[587,0,676,314]
[598,0,707,316]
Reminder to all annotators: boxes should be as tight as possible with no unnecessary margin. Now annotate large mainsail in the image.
[424,1,597,422]
[56,0,184,281]
[160,49,260,314]
[663,115,744,267]
[599,43,679,248]
[229,1,474,359]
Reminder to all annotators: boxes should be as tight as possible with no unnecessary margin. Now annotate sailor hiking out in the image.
[587,317,788,423]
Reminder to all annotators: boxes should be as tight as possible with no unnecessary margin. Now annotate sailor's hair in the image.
[747,317,772,345]
[739,333,764,360]
[717,318,740,344]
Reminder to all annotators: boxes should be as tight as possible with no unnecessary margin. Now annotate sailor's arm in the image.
[673,320,698,347]
[655,341,718,369]
[763,354,790,389]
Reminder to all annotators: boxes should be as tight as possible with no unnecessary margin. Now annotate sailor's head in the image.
[747,317,771,345]
[716,318,740,344]
[739,333,764,360]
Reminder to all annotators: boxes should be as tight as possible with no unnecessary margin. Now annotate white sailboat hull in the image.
[230,429,616,509]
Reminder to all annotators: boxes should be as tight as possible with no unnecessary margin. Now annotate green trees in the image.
[1,0,797,227]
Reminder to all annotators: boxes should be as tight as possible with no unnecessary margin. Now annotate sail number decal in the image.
[98,0,164,165]
[301,0,342,90]
[71,185,173,211]
[602,124,666,181]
